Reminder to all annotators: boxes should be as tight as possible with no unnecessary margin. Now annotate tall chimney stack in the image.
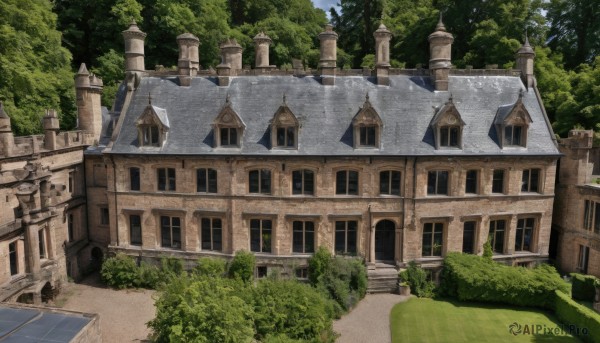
[428,14,453,91]
[122,21,146,90]
[318,24,338,86]
[253,32,274,72]
[374,23,392,86]
[177,33,200,86]
[217,38,243,86]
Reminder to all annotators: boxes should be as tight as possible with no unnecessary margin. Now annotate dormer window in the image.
[431,96,464,149]
[141,126,159,146]
[353,94,382,149]
[359,126,377,146]
[135,101,169,148]
[494,90,532,149]
[220,127,238,146]
[504,125,523,146]
[440,126,460,147]
[213,95,245,148]
[271,95,299,149]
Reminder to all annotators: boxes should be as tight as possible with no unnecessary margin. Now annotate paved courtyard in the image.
[52,274,406,343]
[55,274,156,343]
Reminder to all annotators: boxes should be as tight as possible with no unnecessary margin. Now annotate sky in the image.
[312,0,340,17]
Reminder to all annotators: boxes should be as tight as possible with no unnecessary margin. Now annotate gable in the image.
[431,98,465,127]
[135,105,169,129]
[213,98,245,128]
[352,95,382,126]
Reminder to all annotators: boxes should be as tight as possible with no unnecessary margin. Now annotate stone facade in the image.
[95,20,561,277]
[0,73,103,303]
[2,17,583,301]
[553,130,600,277]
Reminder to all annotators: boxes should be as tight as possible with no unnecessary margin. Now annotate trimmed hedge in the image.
[440,253,569,309]
[555,290,600,343]
[571,273,598,301]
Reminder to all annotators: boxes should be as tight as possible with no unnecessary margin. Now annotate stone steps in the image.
[367,264,399,294]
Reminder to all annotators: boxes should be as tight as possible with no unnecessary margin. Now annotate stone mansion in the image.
[1,18,597,302]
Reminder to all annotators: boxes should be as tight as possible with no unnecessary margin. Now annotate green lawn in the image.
[390,298,582,343]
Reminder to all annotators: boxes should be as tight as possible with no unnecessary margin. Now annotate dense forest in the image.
[0,0,598,141]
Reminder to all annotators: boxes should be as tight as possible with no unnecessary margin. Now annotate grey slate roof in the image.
[108,75,559,156]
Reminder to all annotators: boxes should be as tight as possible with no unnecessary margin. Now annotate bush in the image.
[482,239,493,261]
[100,253,138,289]
[440,253,569,309]
[571,273,598,301]
[555,290,600,343]
[193,257,227,277]
[252,279,337,342]
[228,250,256,282]
[399,261,435,298]
[148,275,255,343]
[308,249,367,316]
[308,246,332,286]
[136,262,161,289]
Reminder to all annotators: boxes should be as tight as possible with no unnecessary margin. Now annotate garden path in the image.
[333,293,410,343]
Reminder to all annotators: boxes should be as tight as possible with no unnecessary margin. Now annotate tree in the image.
[546,0,599,69]
[0,0,75,135]
[331,0,384,68]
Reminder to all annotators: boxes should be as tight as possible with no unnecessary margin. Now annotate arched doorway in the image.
[90,247,103,271]
[375,220,395,261]
[41,282,54,303]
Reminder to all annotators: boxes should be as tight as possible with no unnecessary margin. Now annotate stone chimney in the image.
[318,24,338,86]
[217,38,243,86]
[0,102,14,157]
[177,33,200,87]
[122,21,146,73]
[428,14,453,91]
[75,63,103,142]
[374,23,392,86]
[516,34,535,90]
[122,21,146,90]
[253,32,275,72]
[43,109,60,150]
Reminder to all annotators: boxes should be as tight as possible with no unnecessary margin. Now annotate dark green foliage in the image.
[148,271,338,342]
[308,246,332,285]
[0,0,76,135]
[440,253,569,309]
[571,273,598,301]
[482,239,493,261]
[555,290,600,343]
[135,261,161,289]
[228,250,256,282]
[399,261,435,298]
[308,248,367,316]
[546,0,600,69]
[193,257,227,277]
[251,279,337,342]
[148,275,255,343]
[100,253,138,289]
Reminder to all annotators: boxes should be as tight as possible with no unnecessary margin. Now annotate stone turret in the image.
[177,33,200,87]
[516,34,535,89]
[318,24,338,86]
[374,23,392,86]
[428,14,453,91]
[75,63,103,142]
[557,130,594,185]
[0,102,14,157]
[217,38,243,86]
[253,32,275,71]
[43,109,60,150]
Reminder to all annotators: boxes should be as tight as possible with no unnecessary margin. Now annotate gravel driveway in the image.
[55,274,156,343]
[333,294,410,343]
